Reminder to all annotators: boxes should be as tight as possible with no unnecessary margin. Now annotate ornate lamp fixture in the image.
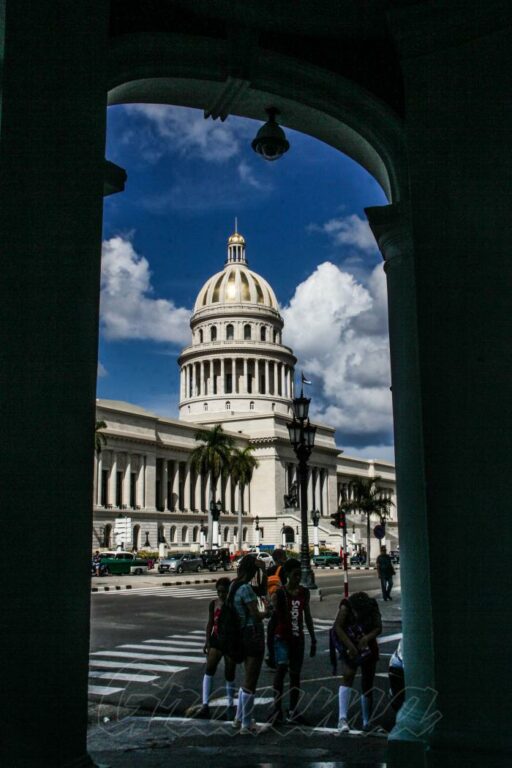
[251,107,290,161]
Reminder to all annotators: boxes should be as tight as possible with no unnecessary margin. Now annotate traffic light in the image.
[330,511,341,529]
[339,510,346,531]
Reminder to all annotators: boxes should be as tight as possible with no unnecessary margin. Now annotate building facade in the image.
[93,231,397,557]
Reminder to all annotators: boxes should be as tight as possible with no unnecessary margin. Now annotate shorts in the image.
[339,648,377,670]
[242,623,265,659]
[208,633,222,652]
[274,636,305,674]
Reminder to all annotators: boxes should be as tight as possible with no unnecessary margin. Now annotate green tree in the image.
[230,446,259,551]
[189,425,234,545]
[95,420,107,454]
[342,476,394,566]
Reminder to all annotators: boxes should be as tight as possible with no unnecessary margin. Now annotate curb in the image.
[91,577,219,593]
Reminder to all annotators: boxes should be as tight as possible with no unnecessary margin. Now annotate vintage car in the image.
[200,548,234,572]
[312,552,342,567]
[97,551,149,576]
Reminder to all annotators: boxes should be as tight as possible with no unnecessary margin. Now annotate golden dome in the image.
[228,231,245,245]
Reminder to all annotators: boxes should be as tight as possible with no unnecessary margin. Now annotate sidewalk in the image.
[88,716,389,767]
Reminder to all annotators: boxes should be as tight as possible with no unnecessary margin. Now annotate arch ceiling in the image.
[106,1,406,201]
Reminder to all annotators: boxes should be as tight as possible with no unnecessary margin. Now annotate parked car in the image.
[158,552,204,574]
[350,554,367,566]
[390,550,400,564]
[201,548,233,572]
[388,639,405,711]
[234,551,274,570]
[98,551,149,576]
[313,552,342,567]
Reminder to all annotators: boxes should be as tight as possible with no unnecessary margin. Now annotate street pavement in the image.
[88,570,400,766]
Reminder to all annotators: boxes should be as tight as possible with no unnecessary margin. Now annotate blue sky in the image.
[99,104,393,461]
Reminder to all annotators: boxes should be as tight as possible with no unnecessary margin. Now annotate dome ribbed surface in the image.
[194,264,279,312]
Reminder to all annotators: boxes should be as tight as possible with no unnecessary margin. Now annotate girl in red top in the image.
[268,558,316,725]
[194,577,236,719]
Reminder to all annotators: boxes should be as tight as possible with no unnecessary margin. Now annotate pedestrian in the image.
[267,558,316,725]
[92,550,101,576]
[265,548,287,670]
[333,591,382,733]
[192,577,237,719]
[231,554,269,734]
[376,545,395,601]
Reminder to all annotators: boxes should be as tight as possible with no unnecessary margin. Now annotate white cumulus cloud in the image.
[100,236,191,345]
[122,105,250,164]
[282,262,392,448]
[308,213,377,253]
[97,362,108,378]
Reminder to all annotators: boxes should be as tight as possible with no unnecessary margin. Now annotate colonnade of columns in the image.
[286,463,329,516]
[180,357,294,400]
[95,450,145,509]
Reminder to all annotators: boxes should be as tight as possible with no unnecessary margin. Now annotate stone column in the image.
[265,359,270,395]
[192,363,196,398]
[307,467,314,512]
[136,455,145,509]
[162,459,169,511]
[232,357,237,394]
[123,453,131,509]
[225,474,232,513]
[220,358,225,394]
[0,4,112,765]
[109,451,118,507]
[96,452,102,506]
[281,363,285,397]
[145,452,157,511]
[243,357,248,394]
[255,359,260,394]
[273,362,278,396]
[184,465,191,511]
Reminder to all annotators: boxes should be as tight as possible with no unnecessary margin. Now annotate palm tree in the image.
[95,420,107,454]
[342,476,394,566]
[189,425,234,546]
[230,446,259,551]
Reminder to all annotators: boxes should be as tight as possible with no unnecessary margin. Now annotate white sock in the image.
[338,685,351,721]
[361,693,371,726]
[236,687,244,720]
[241,689,255,728]
[226,680,235,707]
[202,674,213,706]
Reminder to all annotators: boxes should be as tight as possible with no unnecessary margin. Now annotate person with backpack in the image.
[332,591,382,734]
[190,577,237,719]
[264,548,287,670]
[229,554,269,734]
[267,558,316,725]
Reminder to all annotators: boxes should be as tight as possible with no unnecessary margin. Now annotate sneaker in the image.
[239,722,265,735]
[286,711,309,726]
[195,704,210,719]
[337,718,350,734]
[232,717,242,729]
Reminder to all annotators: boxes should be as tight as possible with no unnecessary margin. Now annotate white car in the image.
[234,551,275,570]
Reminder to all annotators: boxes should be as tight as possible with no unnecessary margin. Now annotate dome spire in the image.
[226,222,247,266]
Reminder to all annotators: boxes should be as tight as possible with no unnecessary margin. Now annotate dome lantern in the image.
[226,220,247,266]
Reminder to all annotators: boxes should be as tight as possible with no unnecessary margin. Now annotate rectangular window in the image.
[226,373,232,393]
[247,374,252,394]
[260,375,265,394]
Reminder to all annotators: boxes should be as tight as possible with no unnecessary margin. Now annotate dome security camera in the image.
[251,107,290,161]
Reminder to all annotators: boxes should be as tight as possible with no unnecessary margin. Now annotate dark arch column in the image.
[366,203,436,765]
[0,2,110,766]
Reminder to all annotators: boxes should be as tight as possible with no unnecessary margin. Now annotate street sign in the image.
[373,524,385,540]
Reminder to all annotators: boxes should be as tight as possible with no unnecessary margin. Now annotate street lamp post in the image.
[311,509,320,557]
[144,531,150,548]
[254,515,260,552]
[199,519,207,551]
[210,500,222,549]
[287,388,318,591]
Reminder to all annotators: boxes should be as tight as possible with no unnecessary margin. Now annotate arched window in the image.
[192,526,199,543]
[170,525,177,543]
[223,526,230,542]
[210,326,217,342]
[273,329,280,343]
[250,401,254,410]
[225,401,230,410]
[283,525,295,544]
[260,327,266,342]
[182,526,189,544]
[242,527,248,543]
[203,402,208,411]
[226,324,234,340]
[103,523,112,549]
[157,523,165,544]
[272,402,276,411]
[244,324,251,340]
[199,329,203,343]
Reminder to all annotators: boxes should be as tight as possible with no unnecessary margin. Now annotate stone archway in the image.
[283,525,295,545]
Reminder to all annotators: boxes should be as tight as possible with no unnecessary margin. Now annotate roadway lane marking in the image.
[90,651,204,663]
[377,633,402,645]
[89,671,159,683]
[166,634,205,640]
[120,643,204,654]
[88,685,124,696]
[146,638,204,647]
[92,587,218,598]
[209,696,274,706]
[89,660,187,673]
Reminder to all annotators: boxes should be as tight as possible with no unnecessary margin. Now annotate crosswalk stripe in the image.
[89,660,187,673]
[209,696,273,707]
[312,619,333,625]
[120,643,204,655]
[89,671,159,683]
[91,651,204,663]
[146,638,204,647]
[93,587,218,598]
[88,685,124,696]
[167,634,205,640]
[378,632,402,645]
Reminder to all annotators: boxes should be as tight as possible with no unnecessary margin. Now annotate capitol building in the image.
[93,230,397,557]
